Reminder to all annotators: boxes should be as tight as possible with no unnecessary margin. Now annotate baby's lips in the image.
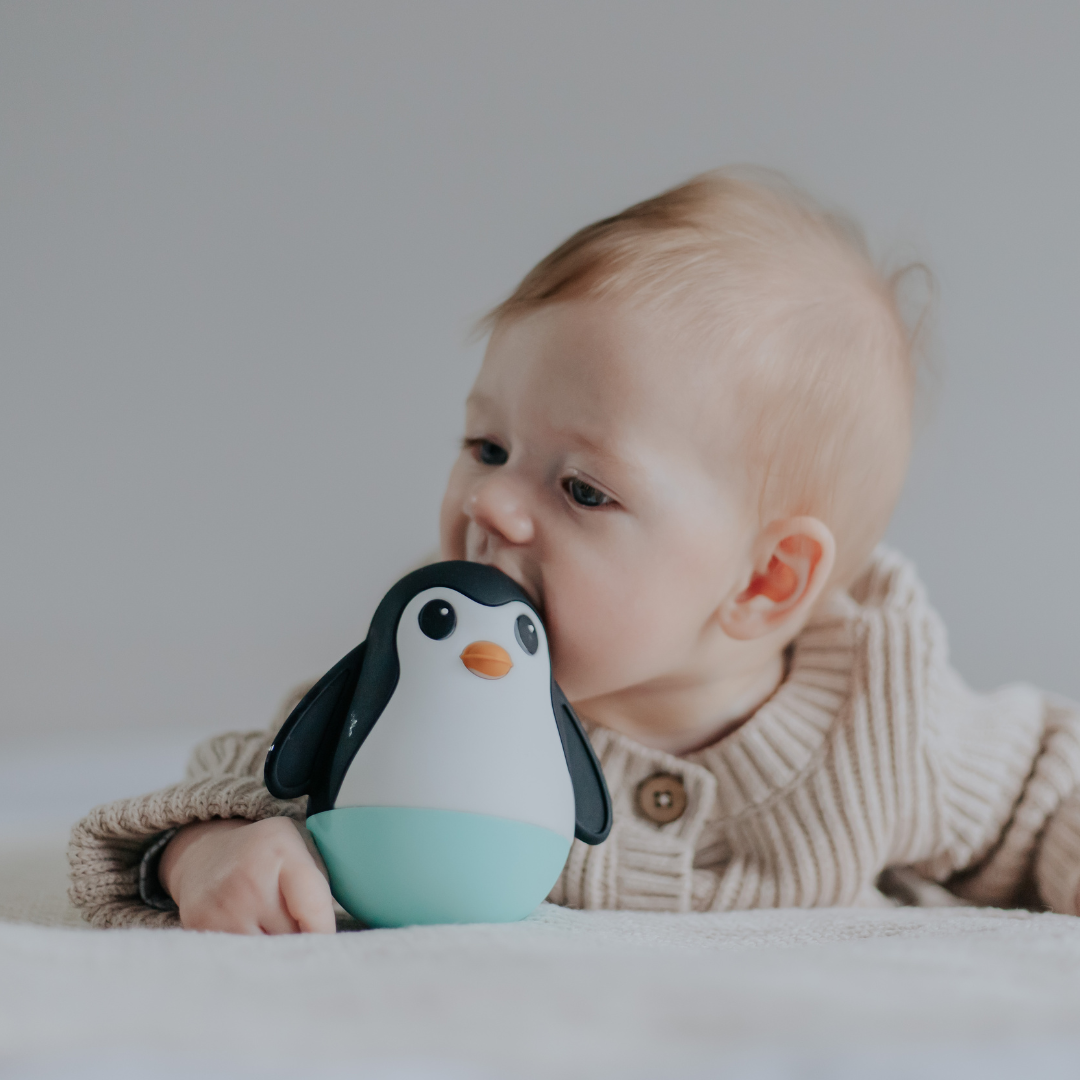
[460,640,513,679]
[470,557,544,619]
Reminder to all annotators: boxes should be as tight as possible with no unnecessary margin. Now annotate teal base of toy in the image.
[306,806,572,928]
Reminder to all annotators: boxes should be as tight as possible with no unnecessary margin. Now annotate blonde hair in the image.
[481,168,922,587]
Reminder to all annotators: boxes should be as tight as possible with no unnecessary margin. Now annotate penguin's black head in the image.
[363,560,540,689]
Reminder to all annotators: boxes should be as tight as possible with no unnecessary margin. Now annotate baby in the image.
[69,169,1080,931]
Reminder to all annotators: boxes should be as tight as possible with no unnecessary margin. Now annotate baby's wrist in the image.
[158,818,251,900]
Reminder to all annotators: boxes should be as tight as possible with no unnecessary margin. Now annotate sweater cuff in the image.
[68,775,305,928]
[1037,790,1080,915]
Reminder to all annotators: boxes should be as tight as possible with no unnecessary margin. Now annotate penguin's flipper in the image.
[551,680,613,845]
[264,640,367,800]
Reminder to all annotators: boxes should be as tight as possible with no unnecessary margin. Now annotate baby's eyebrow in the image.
[554,429,647,481]
[559,430,623,463]
[463,392,643,478]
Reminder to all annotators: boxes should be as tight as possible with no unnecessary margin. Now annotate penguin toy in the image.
[264,561,612,928]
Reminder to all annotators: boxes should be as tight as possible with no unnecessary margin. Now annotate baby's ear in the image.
[719,518,836,641]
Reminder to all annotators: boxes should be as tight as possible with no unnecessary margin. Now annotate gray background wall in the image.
[3,1,1079,754]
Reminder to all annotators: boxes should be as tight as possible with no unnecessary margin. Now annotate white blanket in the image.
[3,834,1080,1080]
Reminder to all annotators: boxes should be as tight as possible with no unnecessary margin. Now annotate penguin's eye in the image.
[419,600,456,640]
[515,613,539,655]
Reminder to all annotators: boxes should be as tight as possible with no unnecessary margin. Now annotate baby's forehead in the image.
[478,258,911,506]
[477,299,745,439]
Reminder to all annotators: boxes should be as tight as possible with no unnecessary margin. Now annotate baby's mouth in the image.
[461,532,545,617]
[471,558,544,618]
[506,570,544,618]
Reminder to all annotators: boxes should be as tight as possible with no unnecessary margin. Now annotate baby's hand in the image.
[158,817,336,934]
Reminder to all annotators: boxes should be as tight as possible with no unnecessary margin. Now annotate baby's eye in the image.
[565,477,611,508]
[473,439,508,466]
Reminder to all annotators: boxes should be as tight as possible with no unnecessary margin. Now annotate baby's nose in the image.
[465,479,535,545]
[460,641,513,679]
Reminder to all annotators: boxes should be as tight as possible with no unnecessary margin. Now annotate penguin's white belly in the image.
[334,664,576,842]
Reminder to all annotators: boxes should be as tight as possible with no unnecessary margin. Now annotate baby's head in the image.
[440,170,917,748]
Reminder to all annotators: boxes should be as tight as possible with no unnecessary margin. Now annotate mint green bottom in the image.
[306,806,572,928]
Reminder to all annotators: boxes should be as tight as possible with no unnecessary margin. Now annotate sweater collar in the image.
[686,590,858,818]
[585,589,860,822]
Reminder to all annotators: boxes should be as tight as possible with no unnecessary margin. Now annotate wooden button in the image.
[636,773,687,824]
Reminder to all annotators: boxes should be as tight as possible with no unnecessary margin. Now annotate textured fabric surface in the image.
[0,832,85,929]
[8,835,1080,1078]
[67,548,1080,928]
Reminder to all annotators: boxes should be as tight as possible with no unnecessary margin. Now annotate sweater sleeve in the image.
[68,687,312,929]
[913,666,1080,914]
[846,550,1080,914]
[994,693,1080,914]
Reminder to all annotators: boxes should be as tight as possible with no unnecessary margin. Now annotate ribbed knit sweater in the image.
[68,548,1080,928]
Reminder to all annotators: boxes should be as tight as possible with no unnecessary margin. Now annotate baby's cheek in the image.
[439,522,466,560]
[437,481,469,558]
[564,572,707,699]
[547,592,650,700]
[547,634,607,702]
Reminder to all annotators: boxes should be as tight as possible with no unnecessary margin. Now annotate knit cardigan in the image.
[68,548,1080,928]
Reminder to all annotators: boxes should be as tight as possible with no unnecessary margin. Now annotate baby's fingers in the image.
[257,896,301,935]
[279,859,336,934]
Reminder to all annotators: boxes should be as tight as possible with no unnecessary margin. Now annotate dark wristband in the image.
[138,828,180,912]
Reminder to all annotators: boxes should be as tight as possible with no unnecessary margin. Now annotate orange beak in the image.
[460,640,513,680]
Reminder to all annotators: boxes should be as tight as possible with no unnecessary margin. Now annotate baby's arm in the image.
[68,686,322,929]
[158,817,334,934]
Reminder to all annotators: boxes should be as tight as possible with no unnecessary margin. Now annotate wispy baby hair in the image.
[481,168,924,588]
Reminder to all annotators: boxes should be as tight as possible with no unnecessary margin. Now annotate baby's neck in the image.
[574,651,787,757]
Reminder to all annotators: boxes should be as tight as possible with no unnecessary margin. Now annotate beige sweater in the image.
[68,548,1080,928]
